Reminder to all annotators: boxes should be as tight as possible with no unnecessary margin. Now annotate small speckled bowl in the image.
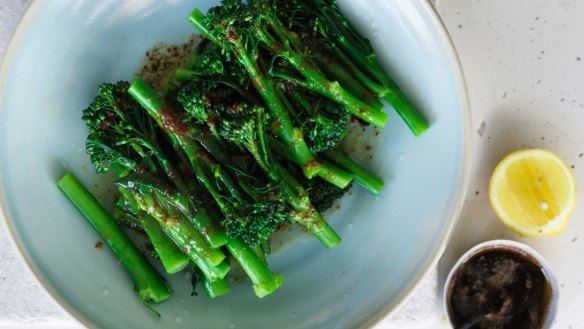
[443,240,558,329]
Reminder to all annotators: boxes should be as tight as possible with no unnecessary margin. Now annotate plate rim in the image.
[0,0,472,328]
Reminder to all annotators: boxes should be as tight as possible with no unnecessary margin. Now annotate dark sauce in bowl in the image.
[446,248,552,329]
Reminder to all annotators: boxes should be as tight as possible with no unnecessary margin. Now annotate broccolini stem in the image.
[188,9,217,44]
[309,217,342,249]
[299,0,382,85]
[250,244,268,267]
[193,129,236,167]
[117,178,225,268]
[226,237,284,298]
[131,192,229,280]
[274,163,342,248]
[142,213,191,274]
[57,172,172,304]
[174,68,243,92]
[323,0,373,55]
[329,45,429,136]
[323,147,384,195]
[197,155,247,203]
[203,276,230,298]
[115,192,190,274]
[186,207,229,249]
[129,78,232,212]
[270,69,388,127]
[380,86,429,137]
[325,44,387,97]
[197,261,231,283]
[175,68,197,82]
[313,56,384,112]
[268,136,353,189]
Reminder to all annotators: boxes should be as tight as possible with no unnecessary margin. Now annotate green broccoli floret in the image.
[222,180,289,251]
[284,160,352,213]
[289,92,351,154]
[305,176,352,213]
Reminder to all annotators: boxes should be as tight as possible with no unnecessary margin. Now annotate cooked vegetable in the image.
[59,0,426,308]
[57,172,172,304]
[114,196,190,274]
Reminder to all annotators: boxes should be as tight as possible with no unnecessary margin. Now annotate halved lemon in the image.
[489,148,577,237]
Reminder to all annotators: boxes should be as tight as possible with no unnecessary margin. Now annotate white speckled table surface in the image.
[1,0,584,328]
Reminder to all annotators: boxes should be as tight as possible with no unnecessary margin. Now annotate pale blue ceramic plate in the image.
[0,1,470,328]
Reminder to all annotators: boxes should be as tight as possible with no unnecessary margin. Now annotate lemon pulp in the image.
[489,149,577,237]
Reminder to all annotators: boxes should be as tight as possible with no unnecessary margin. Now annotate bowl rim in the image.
[442,239,559,329]
[0,1,91,327]
[361,1,472,328]
[0,0,472,328]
